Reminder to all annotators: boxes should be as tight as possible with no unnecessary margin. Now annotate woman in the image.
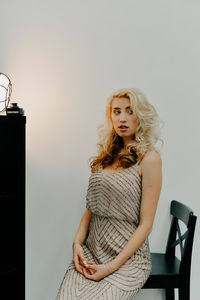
[56,88,163,299]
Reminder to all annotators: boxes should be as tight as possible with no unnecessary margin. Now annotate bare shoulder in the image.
[138,150,162,178]
[141,150,162,165]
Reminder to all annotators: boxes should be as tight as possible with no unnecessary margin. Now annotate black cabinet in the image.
[0,115,26,298]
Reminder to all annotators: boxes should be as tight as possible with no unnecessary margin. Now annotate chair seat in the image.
[142,252,185,288]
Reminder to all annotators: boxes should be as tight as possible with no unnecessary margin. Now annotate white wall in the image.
[1,1,199,299]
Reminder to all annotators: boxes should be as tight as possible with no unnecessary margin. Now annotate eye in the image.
[128,109,133,114]
[114,110,120,115]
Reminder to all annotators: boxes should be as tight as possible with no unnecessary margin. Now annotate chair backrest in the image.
[165,200,197,277]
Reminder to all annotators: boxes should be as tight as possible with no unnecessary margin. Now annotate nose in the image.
[119,111,127,122]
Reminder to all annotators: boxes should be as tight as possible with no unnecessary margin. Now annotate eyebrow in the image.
[113,106,132,110]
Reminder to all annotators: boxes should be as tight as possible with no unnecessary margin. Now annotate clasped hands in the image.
[78,256,111,282]
[73,242,114,281]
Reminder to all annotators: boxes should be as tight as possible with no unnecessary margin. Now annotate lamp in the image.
[0,73,12,113]
[0,72,24,115]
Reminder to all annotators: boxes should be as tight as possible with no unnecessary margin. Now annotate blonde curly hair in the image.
[89,88,164,172]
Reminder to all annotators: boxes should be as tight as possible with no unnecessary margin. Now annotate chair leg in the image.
[178,283,190,300]
[165,288,175,300]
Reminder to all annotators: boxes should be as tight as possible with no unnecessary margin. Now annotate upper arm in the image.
[139,150,162,232]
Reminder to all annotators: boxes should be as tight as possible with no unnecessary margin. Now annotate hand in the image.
[82,263,111,281]
[73,242,94,275]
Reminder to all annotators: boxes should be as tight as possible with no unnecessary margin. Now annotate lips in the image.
[118,125,129,128]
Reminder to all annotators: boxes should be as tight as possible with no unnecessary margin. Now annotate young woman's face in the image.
[111,97,139,145]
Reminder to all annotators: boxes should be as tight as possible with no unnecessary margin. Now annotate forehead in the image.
[111,96,132,108]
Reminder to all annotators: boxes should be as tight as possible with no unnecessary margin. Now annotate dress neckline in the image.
[100,164,141,180]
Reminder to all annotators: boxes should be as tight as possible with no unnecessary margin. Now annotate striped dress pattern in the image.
[56,162,152,299]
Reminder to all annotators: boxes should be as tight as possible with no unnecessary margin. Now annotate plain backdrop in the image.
[1,0,200,299]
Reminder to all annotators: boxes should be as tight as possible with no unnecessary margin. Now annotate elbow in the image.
[86,208,92,215]
[145,226,152,236]
[148,226,153,235]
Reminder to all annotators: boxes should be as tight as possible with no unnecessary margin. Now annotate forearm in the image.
[73,209,92,245]
[110,224,152,272]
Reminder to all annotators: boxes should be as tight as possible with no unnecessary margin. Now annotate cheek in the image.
[131,117,138,127]
[113,121,118,129]
[111,115,117,125]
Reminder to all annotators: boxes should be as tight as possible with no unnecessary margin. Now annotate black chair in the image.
[142,200,197,300]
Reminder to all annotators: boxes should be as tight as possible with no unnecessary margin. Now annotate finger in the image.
[82,266,92,278]
[78,266,84,274]
[89,268,96,275]
[79,256,87,266]
[79,259,85,267]
[74,258,84,274]
[83,268,97,280]
[85,268,97,276]
[85,267,93,275]
[79,255,85,262]
[80,257,94,268]
[85,264,96,270]
[75,263,84,274]
[85,265,96,274]
[73,257,79,269]
[84,261,94,264]
[84,262,94,268]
